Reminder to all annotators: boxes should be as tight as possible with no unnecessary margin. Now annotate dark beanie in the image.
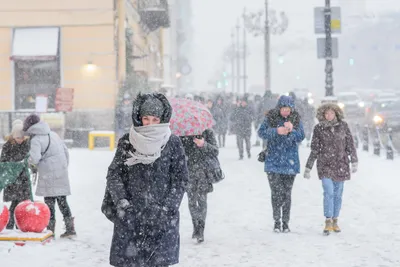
[139,97,164,118]
[23,114,40,132]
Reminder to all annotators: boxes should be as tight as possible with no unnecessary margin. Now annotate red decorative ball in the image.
[0,204,10,233]
[15,200,50,233]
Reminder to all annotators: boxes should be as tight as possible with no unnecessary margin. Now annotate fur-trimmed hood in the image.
[316,103,344,122]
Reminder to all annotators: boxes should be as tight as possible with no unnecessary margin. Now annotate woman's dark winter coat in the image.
[305,103,358,182]
[210,99,229,135]
[258,96,305,175]
[103,93,189,267]
[180,129,219,194]
[0,137,31,202]
[230,104,254,137]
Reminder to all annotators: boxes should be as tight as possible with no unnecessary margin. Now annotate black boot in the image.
[282,222,290,233]
[197,220,205,243]
[274,221,281,233]
[192,219,199,239]
[60,217,76,238]
[47,220,56,234]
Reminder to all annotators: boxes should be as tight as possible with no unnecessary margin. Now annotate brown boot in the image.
[60,217,76,238]
[332,218,341,233]
[323,218,333,235]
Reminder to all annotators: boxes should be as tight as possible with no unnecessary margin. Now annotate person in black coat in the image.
[230,97,254,160]
[180,129,219,243]
[210,96,229,148]
[0,120,31,229]
[103,93,189,267]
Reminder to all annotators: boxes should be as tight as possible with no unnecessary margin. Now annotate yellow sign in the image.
[331,19,341,30]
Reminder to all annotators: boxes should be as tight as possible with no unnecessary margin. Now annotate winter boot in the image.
[332,218,341,233]
[47,220,56,235]
[274,221,281,233]
[282,222,290,233]
[60,217,76,238]
[197,220,205,243]
[192,219,199,239]
[323,218,333,235]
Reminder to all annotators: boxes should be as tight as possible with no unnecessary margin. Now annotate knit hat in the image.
[23,114,40,132]
[139,97,165,118]
[11,119,24,138]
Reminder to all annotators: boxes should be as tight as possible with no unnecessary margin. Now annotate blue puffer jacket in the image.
[258,96,305,175]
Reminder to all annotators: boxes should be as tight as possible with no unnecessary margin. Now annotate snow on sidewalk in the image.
[1,137,400,267]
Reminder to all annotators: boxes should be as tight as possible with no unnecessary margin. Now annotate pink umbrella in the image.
[169,98,215,136]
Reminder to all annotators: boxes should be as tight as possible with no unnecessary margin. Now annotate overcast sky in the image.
[190,0,400,96]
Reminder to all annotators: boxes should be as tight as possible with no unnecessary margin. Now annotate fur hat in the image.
[11,119,24,138]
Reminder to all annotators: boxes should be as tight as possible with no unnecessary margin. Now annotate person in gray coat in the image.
[23,114,76,238]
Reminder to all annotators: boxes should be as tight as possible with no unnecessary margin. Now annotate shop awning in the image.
[11,27,59,61]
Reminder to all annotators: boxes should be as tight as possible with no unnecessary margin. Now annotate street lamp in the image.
[243,5,289,92]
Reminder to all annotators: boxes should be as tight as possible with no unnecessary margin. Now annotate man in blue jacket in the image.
[258,95,305,233]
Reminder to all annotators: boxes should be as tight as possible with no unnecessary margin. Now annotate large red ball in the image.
[15,200,50,233]
[0,204,10,233]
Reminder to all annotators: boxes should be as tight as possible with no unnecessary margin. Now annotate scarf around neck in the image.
[125,123,172,166]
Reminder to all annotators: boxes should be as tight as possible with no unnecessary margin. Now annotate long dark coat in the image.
[103,93,189,267]
[230,105,254,137]
[0,137,31,202]
[305,103,358,182]
[180,129,219,194]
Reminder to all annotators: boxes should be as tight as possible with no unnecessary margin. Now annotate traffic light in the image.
[278,56,284,64]
[217,81,222,89]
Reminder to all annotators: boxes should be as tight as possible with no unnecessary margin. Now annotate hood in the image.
[131,93,172,127]
[277,95,295,109]
[26,121,51,135]
[316,103,344,122]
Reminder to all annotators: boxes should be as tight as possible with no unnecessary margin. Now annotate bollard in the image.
[373,127,381,156]
[355,123,360,149]
[362,125,369,151]
[386,128,394,160]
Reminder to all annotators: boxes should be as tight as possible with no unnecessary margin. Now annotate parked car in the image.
[369,100,400,131]
[337,92,365,118]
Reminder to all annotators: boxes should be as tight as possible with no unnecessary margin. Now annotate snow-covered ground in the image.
[1,135,400,267]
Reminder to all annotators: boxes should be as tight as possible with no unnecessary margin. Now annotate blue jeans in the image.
[322,178,344,218]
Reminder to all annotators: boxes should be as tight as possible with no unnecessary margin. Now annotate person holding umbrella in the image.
[169,97,222,243]
[103,93,189,267]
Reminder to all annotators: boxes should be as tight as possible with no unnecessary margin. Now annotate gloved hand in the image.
[116,199,136,229]
[351,162,358,173]
[303,168,311,179]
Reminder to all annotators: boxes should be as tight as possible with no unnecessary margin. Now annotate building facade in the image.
[0,0,168,135]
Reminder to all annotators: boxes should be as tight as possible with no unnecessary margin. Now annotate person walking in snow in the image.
[180,129,219,243]
[303,103,358,235]
[0,120,30,230]
[210,96,229,148]
[22,114,76,238]
[258,95,305,233]
[230,97,254,160]
[103,93,188,267]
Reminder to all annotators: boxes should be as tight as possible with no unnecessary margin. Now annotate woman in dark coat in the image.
[0,119,31,229]
[304,103,358,235]
[210,96,229,148]
[180,129,219,243]
[103,93,189,267]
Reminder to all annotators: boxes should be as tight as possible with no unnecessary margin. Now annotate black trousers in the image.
[217,134,226,148]
[267,173,295,223]
[44,196,72,222]
[7,199,24,229]
[236,135,251,157]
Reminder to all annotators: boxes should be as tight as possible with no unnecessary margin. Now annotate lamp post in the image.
[243,3,288,92]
